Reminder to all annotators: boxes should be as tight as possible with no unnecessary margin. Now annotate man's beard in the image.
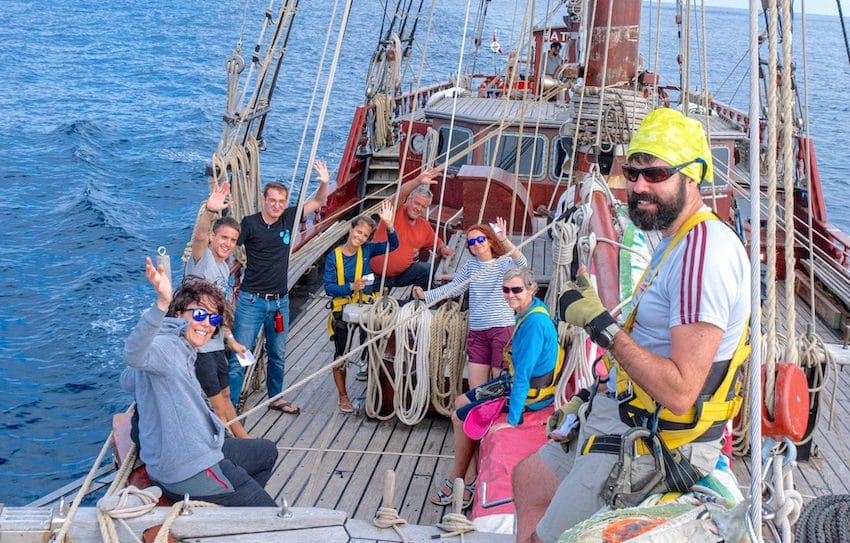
[627,177,687,231]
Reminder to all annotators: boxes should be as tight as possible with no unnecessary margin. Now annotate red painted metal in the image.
[588,189,621,312]
[761,363,810,441]
[584,0,641,87]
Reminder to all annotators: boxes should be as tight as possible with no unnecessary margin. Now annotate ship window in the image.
[551,136,574,180]
[485,133,548,179]
[436,126,473,169]
[710,145,730,186]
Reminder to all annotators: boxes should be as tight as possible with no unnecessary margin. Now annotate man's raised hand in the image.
[206,181,232,213]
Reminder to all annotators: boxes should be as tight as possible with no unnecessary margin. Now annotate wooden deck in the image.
[239,235,850,531]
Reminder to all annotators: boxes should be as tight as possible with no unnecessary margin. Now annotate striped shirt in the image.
[629,209,750,361]
[424,253,528,330]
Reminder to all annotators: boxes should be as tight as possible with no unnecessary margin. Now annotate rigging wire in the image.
[287,0,342,194]
[837,0,850,64]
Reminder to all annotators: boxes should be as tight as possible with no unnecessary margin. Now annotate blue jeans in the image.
[228,293,289,407]
[378,261,433,290]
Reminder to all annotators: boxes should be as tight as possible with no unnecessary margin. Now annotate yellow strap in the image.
[612,210,751,449]
[624,210,719,332]
[332,247,368,312]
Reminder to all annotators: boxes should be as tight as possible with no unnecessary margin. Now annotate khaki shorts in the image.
[535,395,721,543]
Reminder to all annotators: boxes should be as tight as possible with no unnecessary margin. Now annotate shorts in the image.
[195,350,229,397]
[536,395,722,542]
[467,326,513,368]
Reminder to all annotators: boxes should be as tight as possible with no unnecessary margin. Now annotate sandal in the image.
[430,478,475,509]
[338,397,354,414]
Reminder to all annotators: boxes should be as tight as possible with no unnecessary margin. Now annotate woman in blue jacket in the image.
[324,200,398,413]
[431,265,558,510]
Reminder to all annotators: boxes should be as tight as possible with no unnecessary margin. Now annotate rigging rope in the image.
[361,297,401,421]
[428,300,467,416]
[394,300,432,425]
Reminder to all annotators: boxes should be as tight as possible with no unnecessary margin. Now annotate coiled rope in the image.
[394,300,433,425]
[361,297,400,421]
[373,470,411,543]
[96,485,160,543]
[428,300,467,416]
[794,494,850,543]
[435,478,475,540]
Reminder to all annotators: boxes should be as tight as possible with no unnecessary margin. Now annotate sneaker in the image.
[356,368,368,381]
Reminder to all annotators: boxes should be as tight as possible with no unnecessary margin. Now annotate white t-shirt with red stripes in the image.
[628,208,750,361]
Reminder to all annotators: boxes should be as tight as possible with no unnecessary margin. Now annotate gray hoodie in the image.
[121,305,225,484]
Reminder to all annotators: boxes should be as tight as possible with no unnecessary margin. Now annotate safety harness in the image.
[326,246,379,336]
[581,211,751,507]
[503,305,565,405]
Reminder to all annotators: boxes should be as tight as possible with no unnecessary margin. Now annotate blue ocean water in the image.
[0,1,847,505]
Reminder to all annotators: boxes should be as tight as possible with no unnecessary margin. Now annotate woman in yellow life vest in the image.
[323,200,397,413]
[431,266,558,510]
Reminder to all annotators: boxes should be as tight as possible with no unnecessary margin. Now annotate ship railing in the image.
[332,82,456,209]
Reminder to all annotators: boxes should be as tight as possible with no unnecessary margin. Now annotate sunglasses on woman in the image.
[467,235,487,246]
[621,158,706,184]
[502,286,525,294]
[189,308,223,326]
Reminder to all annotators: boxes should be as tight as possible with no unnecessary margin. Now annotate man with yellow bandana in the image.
[512,108,750,543]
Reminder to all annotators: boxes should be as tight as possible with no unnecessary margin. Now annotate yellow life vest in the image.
[605,211,751,451]
[503,305,565,405]
[326,246,380,335]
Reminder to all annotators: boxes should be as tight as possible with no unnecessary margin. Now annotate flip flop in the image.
[269,401,300,415]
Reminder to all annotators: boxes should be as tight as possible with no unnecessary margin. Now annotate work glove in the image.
[546,395,584,436]
[558,272,621,349]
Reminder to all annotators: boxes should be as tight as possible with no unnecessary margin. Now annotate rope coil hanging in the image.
[428,300,467,416]
[394,301,432,425]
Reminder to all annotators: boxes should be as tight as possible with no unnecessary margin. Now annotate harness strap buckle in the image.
[594,427,666,509]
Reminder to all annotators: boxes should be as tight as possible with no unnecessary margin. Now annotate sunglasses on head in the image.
[190,308,222,326]
[621,158,706,184]
[502,286,525,294]
[467,235,487,246]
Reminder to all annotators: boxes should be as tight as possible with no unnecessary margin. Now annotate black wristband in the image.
[585,312,617,347]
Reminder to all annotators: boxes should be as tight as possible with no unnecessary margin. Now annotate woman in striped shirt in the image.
[412,217,527,388]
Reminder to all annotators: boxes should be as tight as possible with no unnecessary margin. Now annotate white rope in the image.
[361,298,400,421]
[287,0,341,193]
[762,441,804,542]
[394,301,432,425]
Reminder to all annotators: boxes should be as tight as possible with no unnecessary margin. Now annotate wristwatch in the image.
[590,322,621,349]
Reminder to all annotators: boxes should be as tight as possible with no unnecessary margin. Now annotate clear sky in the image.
[662,0,840,17]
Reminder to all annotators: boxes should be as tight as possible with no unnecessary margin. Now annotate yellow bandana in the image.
[626,108,713,184]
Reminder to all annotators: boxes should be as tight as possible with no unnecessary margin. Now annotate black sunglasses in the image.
[502,286,525,294]
[190,308,223,326]
[467,235,487,246]
[621,158,706,184]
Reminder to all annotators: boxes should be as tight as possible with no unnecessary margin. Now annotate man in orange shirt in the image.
[370,171,456,290]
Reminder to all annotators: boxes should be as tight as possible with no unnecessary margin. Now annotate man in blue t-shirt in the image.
[228,160,330,414]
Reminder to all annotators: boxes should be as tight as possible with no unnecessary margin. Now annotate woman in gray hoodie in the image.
[121,257,278,505]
